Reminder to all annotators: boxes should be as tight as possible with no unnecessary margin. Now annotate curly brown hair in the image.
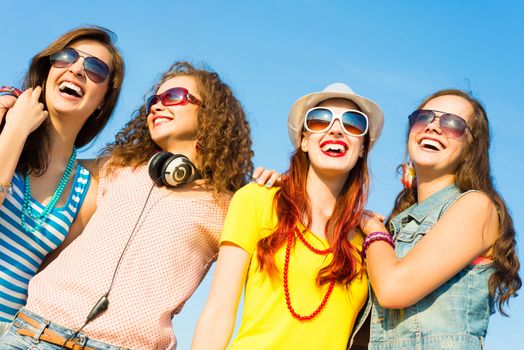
[103,61,254,193]
[390,89,521,316]
[10,26,125,175]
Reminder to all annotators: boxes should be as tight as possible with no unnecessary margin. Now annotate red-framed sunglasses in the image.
[146,87,203,114]
[408,109,473,139]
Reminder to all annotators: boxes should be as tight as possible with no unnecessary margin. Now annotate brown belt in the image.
[16,312,96,350]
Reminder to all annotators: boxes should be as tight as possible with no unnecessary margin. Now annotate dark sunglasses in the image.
[50,48,110,84]
[146,87,203,114]
[304,107,368,136]
[408,109,473,139]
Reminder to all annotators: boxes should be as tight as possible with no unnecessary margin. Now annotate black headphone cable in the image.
[60,183,156,349]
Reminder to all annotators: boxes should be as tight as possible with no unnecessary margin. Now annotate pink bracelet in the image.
[362,231,394,258]
[0,86,22,98]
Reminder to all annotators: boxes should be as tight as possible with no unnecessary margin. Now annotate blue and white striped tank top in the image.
[0,163,91,321]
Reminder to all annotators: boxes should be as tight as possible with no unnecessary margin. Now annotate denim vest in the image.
[369,185,494,350]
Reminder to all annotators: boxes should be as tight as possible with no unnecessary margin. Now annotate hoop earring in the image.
[94,108,103,120]
[401,162,416,189]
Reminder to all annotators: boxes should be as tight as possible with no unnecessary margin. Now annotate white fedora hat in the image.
[287,83,384,148]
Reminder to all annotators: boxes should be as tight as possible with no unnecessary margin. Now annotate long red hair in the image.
[257,137,370,286]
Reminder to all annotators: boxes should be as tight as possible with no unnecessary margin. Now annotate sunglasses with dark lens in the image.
[49,48,110,84]
[304,107,368,136]
[146,87,203,114]
[408,109,473,139]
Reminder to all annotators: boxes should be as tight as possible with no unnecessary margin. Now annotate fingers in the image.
[252,167,281,188]
[253,167,273,187]
[266,171,280,188]
[4,86,48,134]
[252,166,264,180]
[18,86,42,100]
[0,95,18,110]
[32,86,43,100]
[363,210,386,222]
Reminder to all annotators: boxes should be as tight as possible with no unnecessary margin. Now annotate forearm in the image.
[366,242,415,308]
[191,308,236,350]
[191,243,250,349]
[0,125,28,205]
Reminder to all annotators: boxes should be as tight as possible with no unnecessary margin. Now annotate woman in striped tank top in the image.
[0,26,124,334]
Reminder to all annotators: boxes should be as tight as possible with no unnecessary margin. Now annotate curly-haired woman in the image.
[360,89,521,349]
[0,26,124,335]
[0,62,259,349]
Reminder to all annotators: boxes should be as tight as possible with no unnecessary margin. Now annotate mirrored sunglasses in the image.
[304,107,368,136]
[50,48,110,84]
[408,109,473,139]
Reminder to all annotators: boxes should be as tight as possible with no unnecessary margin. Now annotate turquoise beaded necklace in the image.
[21,146,77,234]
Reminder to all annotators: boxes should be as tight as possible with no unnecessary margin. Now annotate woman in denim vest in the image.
[360,89,521,349]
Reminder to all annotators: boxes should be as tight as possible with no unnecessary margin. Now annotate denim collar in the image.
[406,184,460,223]
[391,184,460,230]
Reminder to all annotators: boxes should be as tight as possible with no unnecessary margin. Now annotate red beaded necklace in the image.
[283,227,335,321]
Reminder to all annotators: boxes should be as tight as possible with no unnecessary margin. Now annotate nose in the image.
[149,98,165,114]
[68,57,86,78]
[425,115,442,134]
[329,118,345,135]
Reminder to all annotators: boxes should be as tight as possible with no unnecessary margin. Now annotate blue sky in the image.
[3,1,523,348]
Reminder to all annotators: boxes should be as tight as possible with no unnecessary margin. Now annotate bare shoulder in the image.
[445,190,499,240]
[451,191,498,217]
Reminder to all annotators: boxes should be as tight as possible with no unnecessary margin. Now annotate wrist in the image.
[362,231,394,258]
[0,181,13,195]
[1,121,31,141]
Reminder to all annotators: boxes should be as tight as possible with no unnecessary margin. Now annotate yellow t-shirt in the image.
[221,183,368,350]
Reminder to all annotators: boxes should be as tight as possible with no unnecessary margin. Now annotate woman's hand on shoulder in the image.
[360,210,388,235]
[368,190,500,308]
[252,166,281,188]
[4,87,48,135]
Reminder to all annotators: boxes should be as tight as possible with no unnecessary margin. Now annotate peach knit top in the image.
[25,165,230,349]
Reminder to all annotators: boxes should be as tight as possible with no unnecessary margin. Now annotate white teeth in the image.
[59,81,84,96]
[420,138,443,150]
[153,117,172,126]
[322,143,345,152]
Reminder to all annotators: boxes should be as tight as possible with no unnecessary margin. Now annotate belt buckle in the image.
[66,335,86,350]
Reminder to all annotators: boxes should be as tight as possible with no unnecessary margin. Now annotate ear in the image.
[359,144,365,158]
[300,132,309,152]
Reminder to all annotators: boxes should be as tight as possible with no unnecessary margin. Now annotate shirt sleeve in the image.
[220,183,277,255]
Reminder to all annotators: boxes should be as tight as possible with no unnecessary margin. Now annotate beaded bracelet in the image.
[0,86,22,98]
[0,182,13,195]
[362,231,394,258]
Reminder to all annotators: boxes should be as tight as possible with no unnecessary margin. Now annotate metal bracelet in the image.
[0,182,13,195]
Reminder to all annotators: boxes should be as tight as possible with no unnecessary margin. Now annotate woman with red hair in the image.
[192,83,384,350]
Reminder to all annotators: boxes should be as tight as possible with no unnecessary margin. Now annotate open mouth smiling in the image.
[419,137,445,151]
[59,81,84,98]
[152,116,173,126]
[320,140,348,157]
